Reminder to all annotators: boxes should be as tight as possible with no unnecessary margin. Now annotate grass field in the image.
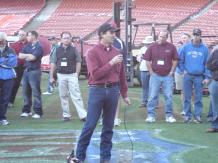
[0,74,218,163]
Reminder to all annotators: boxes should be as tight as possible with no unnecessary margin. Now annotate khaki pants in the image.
[57,73,87,119]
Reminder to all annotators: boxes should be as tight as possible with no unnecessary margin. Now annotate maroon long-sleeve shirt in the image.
[86,43,128,98]
[10,41,27,65]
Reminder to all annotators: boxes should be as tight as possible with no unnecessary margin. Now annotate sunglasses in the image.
[193,33,201,36]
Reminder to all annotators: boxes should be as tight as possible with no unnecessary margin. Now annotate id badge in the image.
[61,62,67,67]
[157,60,164,65]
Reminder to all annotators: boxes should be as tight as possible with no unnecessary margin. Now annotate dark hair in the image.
[28,31,38,38]
[61,31,72,38]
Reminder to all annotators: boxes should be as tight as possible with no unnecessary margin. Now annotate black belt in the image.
[25,68,40,72]
[187,73,203,77]
[89,82,119,88]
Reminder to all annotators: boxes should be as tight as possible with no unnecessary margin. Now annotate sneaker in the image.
[20,112,32,117]
[114,118,121,126]
[0,120,10,126]
[100,160,110,163]
[32,114,41,119]
[207,117,213,122]
[139,103,147,108]
[80,117,86,122]
[145,116,156,123]
[67,150,83,163]
[180,111,185,115]
[193,116,202,124]
[42,91,52,95]
[184,117,192,123]
[63,117,71,122]
[166,116,176,123]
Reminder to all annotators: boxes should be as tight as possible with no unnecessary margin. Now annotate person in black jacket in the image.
[207,46,218,132]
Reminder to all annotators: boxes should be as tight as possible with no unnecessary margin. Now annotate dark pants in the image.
[22,69,43,115]
[207,101,213,118]
[10,65,24,104]
[0,79,14,120]
[209,80,218,129]
[140,71,150,105]
[76,85,120,161]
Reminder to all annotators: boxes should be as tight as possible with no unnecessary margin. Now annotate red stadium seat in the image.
[0,0,45,35]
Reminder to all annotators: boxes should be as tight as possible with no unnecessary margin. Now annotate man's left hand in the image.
[169,71,174,76]
[123,97,131,105]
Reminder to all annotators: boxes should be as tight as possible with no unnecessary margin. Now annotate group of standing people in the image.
[0,23,218,163]
[137,28,218,133]
[0,30,89,125]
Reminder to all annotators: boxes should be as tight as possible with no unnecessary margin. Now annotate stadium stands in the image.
[38,0,112,38]
[0,0,217,47]
[0,0,45,35]
[174,2,218,46]
[131,0,210,45]
[86,0,211,45]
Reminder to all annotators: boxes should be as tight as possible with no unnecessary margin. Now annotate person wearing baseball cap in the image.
[43,36,58,95]
[179,28,210,123]
[137,36,154,108]
[67,23,130,163]
[0,32,17,125]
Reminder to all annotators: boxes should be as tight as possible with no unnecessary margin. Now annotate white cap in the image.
[142,36,154,44]
[0,32,7,41]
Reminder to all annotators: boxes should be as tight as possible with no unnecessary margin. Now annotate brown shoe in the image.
[207,128,218,133]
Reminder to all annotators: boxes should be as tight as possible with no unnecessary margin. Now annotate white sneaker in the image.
[114,118,121,126]
[43,91,52,95]
[0,120,10,126]
[180,111,185,115]
[166,116,177,123]
[32,114,41,119]
[145,116,156,123]
[20,112,32,117]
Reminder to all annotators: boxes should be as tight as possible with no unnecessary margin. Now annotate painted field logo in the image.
[0,130,193,163]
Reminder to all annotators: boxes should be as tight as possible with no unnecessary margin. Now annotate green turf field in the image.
[0,74,218,163]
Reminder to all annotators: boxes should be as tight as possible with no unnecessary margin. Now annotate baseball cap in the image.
[193,28,202,36]
[48,36,56,40]
[98,23,119,36]
[0,32,7,41]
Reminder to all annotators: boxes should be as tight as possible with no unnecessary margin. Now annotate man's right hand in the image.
[109,54,123,66]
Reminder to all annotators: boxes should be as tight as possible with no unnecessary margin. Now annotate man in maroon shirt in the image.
[9,30,27,106]
[144,30,178,123]
[67,23,130,163]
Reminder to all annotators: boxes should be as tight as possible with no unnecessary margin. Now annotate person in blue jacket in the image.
[179,29,210,123]
[0,32,17,125]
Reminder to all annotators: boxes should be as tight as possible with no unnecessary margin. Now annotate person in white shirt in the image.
[137,36,153,108]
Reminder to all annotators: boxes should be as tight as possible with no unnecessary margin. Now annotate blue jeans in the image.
[209,80,218,129]
[76,85,120,161]
[47,72,54,93]
[147,73,174,117]
[0,79,14,120]
[183,74,203,118]
[22,69,43,115]
[140,71,150,105]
